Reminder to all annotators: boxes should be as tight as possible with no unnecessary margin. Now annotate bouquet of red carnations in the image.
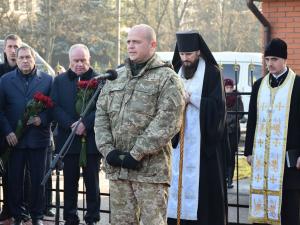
[76,79,99,167]
[15,91,54,139]
[1,92,54,166]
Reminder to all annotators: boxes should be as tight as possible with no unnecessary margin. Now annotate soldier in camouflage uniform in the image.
[94,24,185,225]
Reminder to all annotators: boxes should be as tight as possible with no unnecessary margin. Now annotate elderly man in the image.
[245,38,300,225]
[167,31,227,225]
[51,44,102,225]
[94,24,185,225]
[0,46,53,225]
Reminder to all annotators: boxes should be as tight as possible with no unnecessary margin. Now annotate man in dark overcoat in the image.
[50,44,102,225]
[0,46,53,225]
[0,34,22,222]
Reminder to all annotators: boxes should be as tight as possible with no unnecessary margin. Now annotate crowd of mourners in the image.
[0,23,299,225]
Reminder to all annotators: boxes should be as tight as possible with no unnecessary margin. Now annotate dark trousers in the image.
[2,162,31,220]
[0,137,11,219]
[1,165,11,217]
[63,154,100,223]
[227,130,240,182]
[44,145,53,211]
[281,188,300,225]
[8,147,47,220]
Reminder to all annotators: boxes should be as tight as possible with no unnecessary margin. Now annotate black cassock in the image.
[168,63,228,225]
[244,70,300,225]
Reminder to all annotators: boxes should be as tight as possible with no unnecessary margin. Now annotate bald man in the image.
[95,24,185,225]
[51,44,103,225]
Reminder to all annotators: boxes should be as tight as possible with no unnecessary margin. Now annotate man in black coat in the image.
[167,31,228,225]
[0,46,53,225]
[0,34,22,76]
[0,34,22,222]
[245,38,300,225]
[51,44,102,225]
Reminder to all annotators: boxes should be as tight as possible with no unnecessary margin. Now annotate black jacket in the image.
[226,90,244,134]
[0,55,17,77]
[0,69,53,149]
[51,68,103,155]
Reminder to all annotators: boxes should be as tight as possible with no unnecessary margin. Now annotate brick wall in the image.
[262,0,300,73]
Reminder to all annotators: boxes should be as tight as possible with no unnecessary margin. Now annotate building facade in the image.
[261,0,300,73]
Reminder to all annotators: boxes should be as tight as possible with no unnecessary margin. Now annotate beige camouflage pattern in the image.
[110,180,168,225]
[94,53,185,184]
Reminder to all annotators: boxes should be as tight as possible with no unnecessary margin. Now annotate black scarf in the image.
[68,68,93,80]
[129,60,148,77]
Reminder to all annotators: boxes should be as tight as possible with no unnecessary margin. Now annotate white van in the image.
[156,51,263,116]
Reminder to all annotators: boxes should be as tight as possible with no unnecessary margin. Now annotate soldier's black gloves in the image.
[122,153,140,170]
[106,149,125,167]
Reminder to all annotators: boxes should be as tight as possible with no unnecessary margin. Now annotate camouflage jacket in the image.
[94,54,185,184]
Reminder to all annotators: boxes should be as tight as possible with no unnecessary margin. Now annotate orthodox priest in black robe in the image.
[167,31,228,225]
[245,38,300,225]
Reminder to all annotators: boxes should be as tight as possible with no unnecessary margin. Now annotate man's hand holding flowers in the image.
[75,79,99,167]
[3,92,53,164]
[7,92,53,146]
[27,116,42,126]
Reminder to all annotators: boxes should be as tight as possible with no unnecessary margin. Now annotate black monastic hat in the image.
[264,38,287,59]
[172,31,218,72]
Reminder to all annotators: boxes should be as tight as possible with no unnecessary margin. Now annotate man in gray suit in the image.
[0,46,53,225]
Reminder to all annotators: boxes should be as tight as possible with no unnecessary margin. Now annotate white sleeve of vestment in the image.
[189,93,201,109]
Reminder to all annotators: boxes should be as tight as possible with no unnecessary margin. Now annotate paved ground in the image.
[0,171,111,225]
[0,173,251,225]
[228,178,251,224]
[0,131,252,225]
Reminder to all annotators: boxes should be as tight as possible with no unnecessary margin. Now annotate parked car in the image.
[0,40,55,76]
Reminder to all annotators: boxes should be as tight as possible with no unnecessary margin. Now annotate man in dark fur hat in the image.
[167,31,228,225]
[245,38,300,225]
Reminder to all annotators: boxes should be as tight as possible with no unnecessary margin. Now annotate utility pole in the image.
[116,0,121,65]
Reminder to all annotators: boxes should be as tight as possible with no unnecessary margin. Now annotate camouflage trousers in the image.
[109,179,169,225]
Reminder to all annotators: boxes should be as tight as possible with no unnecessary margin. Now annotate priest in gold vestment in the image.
[245,38,300,225]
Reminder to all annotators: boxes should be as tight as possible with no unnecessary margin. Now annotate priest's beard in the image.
[182,59,199,79]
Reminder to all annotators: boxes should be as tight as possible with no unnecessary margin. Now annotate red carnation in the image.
[75,79,99,168]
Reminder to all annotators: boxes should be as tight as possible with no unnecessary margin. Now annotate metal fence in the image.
[226,63,257,225]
